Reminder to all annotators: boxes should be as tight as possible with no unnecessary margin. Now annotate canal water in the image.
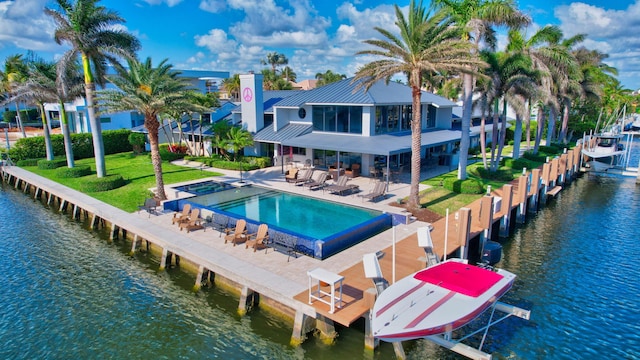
[1,157,639,359]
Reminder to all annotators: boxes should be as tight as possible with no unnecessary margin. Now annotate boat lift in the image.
[363,253,531,360]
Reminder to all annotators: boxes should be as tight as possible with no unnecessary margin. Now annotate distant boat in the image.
[631,118,640,131]
[581,125,626,171]
[371,259,516,342]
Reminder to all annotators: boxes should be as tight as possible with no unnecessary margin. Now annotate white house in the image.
[238,73,497,177]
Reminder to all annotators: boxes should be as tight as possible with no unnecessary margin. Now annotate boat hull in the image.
[371,259,516,342]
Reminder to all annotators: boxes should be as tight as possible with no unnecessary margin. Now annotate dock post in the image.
[90,214,98,229]
[290,310,314,346]
[109,224,117,240]
[457,208,472,260]
[516,175,527,224]
[193,265,205,291]
[364,311,379,351]
[559,153,568,185]
[540,162,551,205]
[130,234,139,255]
[72,204,79,219]
[159,248,168,271]
[316,315,338,345]
[499,184,514,238]
[34,187,41,200]
[479,195,494,253]
[528,169,541,212]
[47,192,53,205]
[237,286,256,316]
[59,199,67,212]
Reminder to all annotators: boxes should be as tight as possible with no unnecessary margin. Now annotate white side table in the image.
[307,268,344,313]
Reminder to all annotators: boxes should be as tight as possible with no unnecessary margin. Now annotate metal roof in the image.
[273,77,458,107]
[254,123,312,143]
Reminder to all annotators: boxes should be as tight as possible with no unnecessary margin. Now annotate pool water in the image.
[173,180,233,195]
[175,183,391,259]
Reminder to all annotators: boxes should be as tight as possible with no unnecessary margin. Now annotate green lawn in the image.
[24,152,221,212]
[419,159,540,216]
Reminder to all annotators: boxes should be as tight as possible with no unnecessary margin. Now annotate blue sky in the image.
[1,0,640,89]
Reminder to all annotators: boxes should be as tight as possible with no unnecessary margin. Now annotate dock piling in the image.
[237,286,256,315]
[290,310,314,347]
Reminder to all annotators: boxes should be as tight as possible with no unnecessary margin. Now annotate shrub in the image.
[8,129,133,161]
[503,158,528,170]
[128,132,146,154]
[443,177,484,194]
[159,144,186,162]
[37,158,67,170]
[16,158,40,167]
[55,165,92,178]
[80,174,126,192]
[103,129,134,155]
[523,151,547,163]
[472,166,514,182]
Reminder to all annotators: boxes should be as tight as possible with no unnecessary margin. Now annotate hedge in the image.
[159,144,187,162]
[37,158,67,170]
[16,158,40,167]
[55,165,92,178]
[442,177,484,194]
[8,129,134,161]
[79,174,126,192]
[471,166,515,182]
[183,155,269,171]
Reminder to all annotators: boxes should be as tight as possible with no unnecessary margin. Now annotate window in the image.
[100,117,111,124]
[312,105,362,134]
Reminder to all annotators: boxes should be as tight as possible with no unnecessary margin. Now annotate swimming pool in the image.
[166,180,391,259]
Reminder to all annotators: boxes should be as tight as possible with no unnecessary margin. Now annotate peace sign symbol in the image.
[243,87,253,102]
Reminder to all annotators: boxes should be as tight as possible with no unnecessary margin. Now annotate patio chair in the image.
[245,224,270,252]
[326,175,359,196]
[284,168,299,183]
[293,168,314,185]
[358,181,387,202]
[179,208,204,233]
[224,219,247,246]
[303,171,328,191]
[172,204,192,225]
[137,198,158,218]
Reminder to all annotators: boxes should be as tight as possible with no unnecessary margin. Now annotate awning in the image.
[282,128,471,156]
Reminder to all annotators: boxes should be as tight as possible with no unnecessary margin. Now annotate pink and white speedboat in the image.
[372,259,516,342]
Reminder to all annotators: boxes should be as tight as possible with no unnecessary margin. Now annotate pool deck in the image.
[161,162,459,326]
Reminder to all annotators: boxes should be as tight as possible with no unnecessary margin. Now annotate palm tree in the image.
[281,66,297,82]
[221,74,240,100]
[432,0,530,180]
[315,70,346,87]
[355,1,485,209]
[260,52,288,73]
[96,57,206,200]
[188,91,219,156]
[1,54,28,137]
[9,56,84,166]
[226,126,253,182]
[45,0,140,178]
[504,26,566,154]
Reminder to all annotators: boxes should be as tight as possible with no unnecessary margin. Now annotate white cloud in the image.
[142,0,183,7]
[199,0,225,13]
[226,0,330,48]
[0,0,59,52]
[195,28,237,53]
[554,1,640,89]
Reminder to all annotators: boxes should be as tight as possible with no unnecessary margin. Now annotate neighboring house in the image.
[240,74,498,176]
[291,79,317,90]
[42,69,229,134]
